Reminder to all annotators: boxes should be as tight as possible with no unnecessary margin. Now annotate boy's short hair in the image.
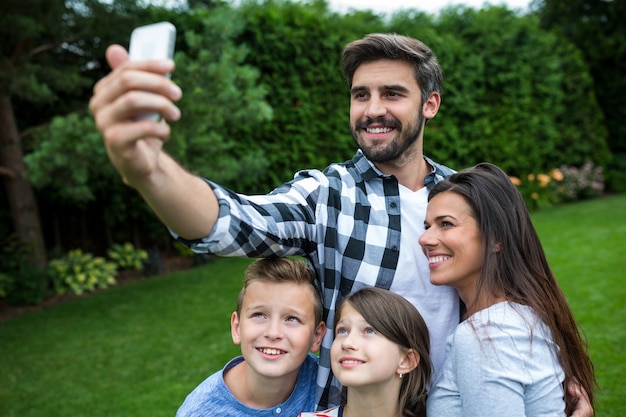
[236,258,323,325]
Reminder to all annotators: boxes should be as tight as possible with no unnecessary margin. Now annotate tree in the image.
[23,3,275,253]
[166,5,274,189]
[235,0,376,189]
[533,0,626,188]
[0,0,155,267]
[389,5,609,175]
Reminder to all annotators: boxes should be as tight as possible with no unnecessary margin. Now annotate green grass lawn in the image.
[1,194,624,417]
[531,194,626,416]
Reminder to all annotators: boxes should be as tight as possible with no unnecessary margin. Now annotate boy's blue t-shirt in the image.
[176,353,318,417]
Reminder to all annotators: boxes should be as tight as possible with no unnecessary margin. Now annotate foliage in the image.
[4,266,48,305]
[24,112,116,204]
[533,0,626,158]
[0,234,47,304]
[107,242,148,271]
[605,153,626,193]
[510,168,564,211]
[532,0,626,193]
[48,249,118,295]
[0,0,164,270]
[236,0,372,189]
[0,273,11,298]
[23,111,169,253]
[391,6,610,176]
[1,0,152,130]
[511,162,606,210]
[557,162,605,202]
[167,5,274,190]
[5,0,619,257]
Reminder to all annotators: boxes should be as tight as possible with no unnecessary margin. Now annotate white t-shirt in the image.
[391,185,460,379]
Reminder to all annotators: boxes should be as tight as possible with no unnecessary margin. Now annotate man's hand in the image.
[568,382,593,417]
[89,44,182,188]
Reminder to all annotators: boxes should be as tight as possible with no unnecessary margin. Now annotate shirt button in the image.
[276,407,282,413]
[390,202,397,208]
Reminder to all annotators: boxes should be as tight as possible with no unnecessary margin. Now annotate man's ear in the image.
[397,348,420,376]
[231,311,242,345]
[309,321,327,353]
[422,91,441,120]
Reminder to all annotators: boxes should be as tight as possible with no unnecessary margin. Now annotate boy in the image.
[176,257,326,416]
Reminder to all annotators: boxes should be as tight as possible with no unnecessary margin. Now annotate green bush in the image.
[604,154,626,193]
[0,235,48,304]
[5,267,48,305]
[0,273,13,298]
[107,242,148,271]
[48,249,118,295]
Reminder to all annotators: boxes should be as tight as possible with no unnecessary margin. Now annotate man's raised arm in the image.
[89,44,218,240]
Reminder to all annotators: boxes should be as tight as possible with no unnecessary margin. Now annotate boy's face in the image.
[231,281,325,383]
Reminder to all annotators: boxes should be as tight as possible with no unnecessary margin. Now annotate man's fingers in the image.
[90,70,181,128]
[567,382,593,417]
[106,44,129,70]
[101,115,172,150]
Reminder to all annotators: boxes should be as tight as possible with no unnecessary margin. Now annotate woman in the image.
[419,162,595,416]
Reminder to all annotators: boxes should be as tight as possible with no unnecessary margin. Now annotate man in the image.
[90,33,592,415]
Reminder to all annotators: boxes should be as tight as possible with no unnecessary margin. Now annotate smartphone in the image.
[128,22,177,121]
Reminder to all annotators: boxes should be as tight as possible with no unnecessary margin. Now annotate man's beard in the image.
[351,113,424,163]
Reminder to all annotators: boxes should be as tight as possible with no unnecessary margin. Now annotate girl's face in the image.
[419,191,484,304]
[331,303,408,390]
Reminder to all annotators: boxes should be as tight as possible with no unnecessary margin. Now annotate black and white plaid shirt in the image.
[180,150,456,409]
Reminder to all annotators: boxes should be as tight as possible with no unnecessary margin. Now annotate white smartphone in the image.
[128,22,177,121]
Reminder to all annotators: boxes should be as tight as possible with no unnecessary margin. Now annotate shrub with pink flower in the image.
[557,162,605,202]
[510,162,605,210]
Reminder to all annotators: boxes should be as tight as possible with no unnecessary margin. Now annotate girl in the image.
[300,287,432,417]
[420,162,596,416]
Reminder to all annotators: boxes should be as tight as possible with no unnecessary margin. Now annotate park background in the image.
[1,0,624,415]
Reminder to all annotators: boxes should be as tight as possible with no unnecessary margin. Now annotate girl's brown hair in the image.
[336,287,432,417]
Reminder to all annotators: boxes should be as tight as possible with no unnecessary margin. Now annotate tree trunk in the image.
[0,95,47,268]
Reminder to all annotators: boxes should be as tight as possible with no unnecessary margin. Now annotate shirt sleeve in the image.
[177,170,327,258]
[450,321,528,417]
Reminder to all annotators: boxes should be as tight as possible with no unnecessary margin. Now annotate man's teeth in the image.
[366,127,392,134]
[429,256,450,264]
[260,348,284,355]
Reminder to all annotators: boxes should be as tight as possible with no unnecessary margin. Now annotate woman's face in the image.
[419,191,484,304]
